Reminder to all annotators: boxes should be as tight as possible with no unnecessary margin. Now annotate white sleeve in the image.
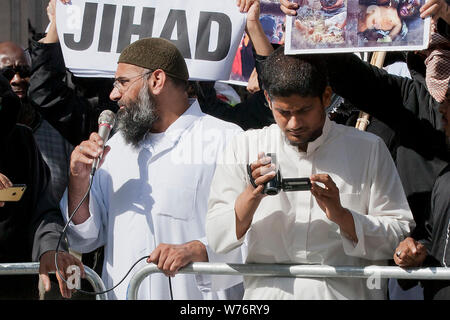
[59,171,108,253]
[206,136,248,254]
[197,127,247,292]
[340,138,415,260]
[194,234,246,292]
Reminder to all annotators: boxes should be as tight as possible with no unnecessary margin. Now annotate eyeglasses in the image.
[113,71,152,94]
[0,65,31,81]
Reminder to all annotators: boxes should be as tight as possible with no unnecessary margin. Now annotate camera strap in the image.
[246,164,258,189]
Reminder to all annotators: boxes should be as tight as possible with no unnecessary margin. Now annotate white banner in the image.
[56,0,247,80]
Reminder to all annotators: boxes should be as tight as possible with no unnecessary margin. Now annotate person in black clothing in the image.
[28,0,117,147]
[392,91,450,299]
[0,40,74,202]
[27,0,116,291]
[191,81,274,131]
[0,74,84,299]
[391,40,450,299]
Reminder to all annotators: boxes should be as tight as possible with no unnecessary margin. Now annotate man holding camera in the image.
[205,0,414,300]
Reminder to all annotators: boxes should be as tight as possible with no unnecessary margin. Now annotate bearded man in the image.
[60,38,244,300]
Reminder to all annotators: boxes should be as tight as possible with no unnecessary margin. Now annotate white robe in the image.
[61,100,244,300]
[206,117,415,299]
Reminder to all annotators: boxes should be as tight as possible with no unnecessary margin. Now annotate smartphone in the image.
[0,185,27,202]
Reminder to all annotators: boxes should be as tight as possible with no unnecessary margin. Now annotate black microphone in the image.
[91,110,116,176]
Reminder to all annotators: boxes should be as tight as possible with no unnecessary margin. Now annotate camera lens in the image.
[265,188,279,196]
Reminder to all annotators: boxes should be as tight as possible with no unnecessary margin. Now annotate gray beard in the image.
[116,83,159,148]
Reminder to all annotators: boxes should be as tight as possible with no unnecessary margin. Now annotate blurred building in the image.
[0,0,49,48]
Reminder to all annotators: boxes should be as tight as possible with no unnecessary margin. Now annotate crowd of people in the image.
[0,0,449,300]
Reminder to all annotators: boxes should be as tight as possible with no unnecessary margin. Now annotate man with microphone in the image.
[60,37,244,300]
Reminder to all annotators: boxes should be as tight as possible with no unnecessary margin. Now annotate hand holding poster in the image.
[284,0,431,54]
[226,0,286,86]
[56,0,247,80]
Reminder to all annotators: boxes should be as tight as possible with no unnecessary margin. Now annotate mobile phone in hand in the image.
[0,184,27,202]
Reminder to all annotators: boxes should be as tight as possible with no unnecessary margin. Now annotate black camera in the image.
[247,153,312,196]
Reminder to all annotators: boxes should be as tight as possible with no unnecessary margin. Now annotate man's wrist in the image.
[68,177,90,197]
[329,206,351,225]
[246,19,262,29]
[187,240,208,262]
[331,207,358,243]
[244,184,264,202]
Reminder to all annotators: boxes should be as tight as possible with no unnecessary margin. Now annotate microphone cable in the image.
[54,171,149,297]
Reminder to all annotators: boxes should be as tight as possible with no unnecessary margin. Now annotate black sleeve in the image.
[321,53,449,161]
[418,209,434,254]
[197,81,274,131]
[427,167,450,266]
[254,53,266,91]
[28,39,94,146]
[25,130,68,261]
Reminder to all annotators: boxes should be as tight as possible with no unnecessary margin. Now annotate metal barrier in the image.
[126,262,450,300]
[0,262,108,300]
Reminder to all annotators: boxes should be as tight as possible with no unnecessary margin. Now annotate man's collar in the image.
[141,99,202,150]
[164,98,202,143]
[306,116,332,155]
[279,116,333,156]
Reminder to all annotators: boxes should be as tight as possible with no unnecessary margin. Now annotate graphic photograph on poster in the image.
[285,0,430,54]
[357,0,423,45]
[290,0,348,48]
[227,0,285,86]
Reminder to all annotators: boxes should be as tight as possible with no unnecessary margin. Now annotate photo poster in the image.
[55,0,247,81]
[285,0,431,54]
[223,0,286,87]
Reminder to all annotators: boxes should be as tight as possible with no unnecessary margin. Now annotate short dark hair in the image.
[167,74,189,92]
[260,46,328,100]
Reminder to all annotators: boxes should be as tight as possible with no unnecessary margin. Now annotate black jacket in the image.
[197,83,274,130]
[0,74,68,298]
[28,39,117,146]
[323,53,448,162]
[419,165,450,300]
[0,125,68,263]
[196,53,274,130]
[322,53,449,242]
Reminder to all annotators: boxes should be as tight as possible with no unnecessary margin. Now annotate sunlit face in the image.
[110,63,159,147]
[266,88,332,151]
[110,63,151,108]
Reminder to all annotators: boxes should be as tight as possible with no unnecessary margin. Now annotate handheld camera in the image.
[247,153,311,195]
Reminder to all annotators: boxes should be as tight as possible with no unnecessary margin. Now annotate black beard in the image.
[283,127,324,150]
[116,84,159,148]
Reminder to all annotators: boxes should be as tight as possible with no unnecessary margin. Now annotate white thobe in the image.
[60,100,244,300]
[206,117,415,300]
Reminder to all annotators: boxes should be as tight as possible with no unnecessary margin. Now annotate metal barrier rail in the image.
[0,262,108,300]
[126,262,450,300]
